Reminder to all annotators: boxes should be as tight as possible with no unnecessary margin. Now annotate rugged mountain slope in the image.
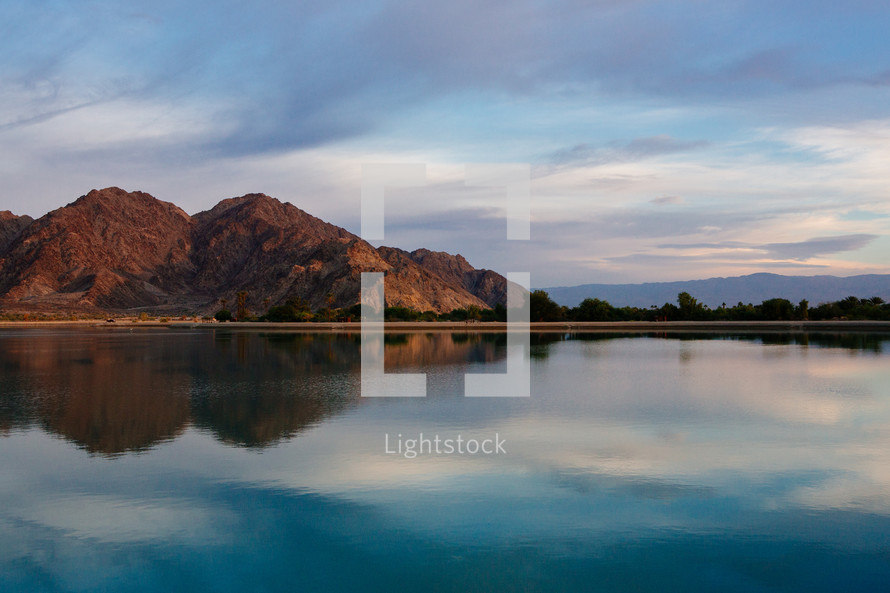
[0,211,33,253]
[189,193,358,310]
[189,194,492,312]
[376,247,489,311]
[397,247,507,308]
[0,187,507,313]
[0,188,194,309]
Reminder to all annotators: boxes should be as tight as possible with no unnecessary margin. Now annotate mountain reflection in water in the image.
[0,329,508,454]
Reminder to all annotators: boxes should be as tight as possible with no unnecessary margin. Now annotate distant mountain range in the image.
[542,273,890,308]
[0,187,507,314]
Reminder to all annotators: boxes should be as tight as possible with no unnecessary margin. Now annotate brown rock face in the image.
[0,211,34,253]
[190,194,357,310]
[0,188,194,309]
[376,246,490,312]
[381,247,508,307]
[0,188,507,314]
[189,194,496,312]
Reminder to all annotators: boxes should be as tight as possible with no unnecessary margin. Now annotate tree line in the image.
[214,290,889,323]
[529,290,890,322]
[215,294,509,323]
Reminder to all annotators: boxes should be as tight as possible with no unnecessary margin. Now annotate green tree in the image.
[530,290,565,322]
[235,291,249,321]
[839,296,861,312]
[494,303,507,322]
[658,302,680,321]
[760,298,794,320]
[385,306,420,321]
[677,292,704,320]
[265,297,311,322]
[573,298,614,321]
[214,309,233,322]
[796,299,809,320]
[320,293,336,322]
[480,304,506,322]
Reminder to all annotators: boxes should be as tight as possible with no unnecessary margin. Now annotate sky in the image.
[2,0,890,286]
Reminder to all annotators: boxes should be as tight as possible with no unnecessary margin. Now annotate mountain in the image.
[378,247,507,308]
[0,187,506,314]
[543,273,890,308]
[0,211,33,253]
[0,188,195,309]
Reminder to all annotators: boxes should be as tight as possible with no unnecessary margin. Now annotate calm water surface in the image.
[1,328,890,592]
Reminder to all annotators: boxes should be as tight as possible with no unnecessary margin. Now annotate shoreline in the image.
[1,320,890,332]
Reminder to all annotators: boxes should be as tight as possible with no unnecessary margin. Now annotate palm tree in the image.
[236,291,249,321]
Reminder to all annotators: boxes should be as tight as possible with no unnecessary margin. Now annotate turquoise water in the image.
[1,329,890,592]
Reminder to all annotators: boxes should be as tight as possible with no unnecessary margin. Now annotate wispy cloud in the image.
[765,235,878,260]
[546,136,710,169]
[604,252,831,269]
[650,195,685,205]
[658,234,878,261]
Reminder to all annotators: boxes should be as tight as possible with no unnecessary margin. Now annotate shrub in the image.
[214,309,233,322]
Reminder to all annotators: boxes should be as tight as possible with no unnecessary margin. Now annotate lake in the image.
[1,328,889,592]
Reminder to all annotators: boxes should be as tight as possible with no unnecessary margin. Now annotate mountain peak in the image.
[0,188,507,314]
[0,210,34,253]
[210,192,276,209]
[410,248,472,268]
[70,187,191,222]
[194,193,302,224]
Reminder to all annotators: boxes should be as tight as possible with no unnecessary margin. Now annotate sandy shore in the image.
[1,320,889,332]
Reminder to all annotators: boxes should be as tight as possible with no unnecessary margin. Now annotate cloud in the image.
[7,0,890,161]
[658,234,878,261]
[381,206,505,235]
[555,209,767,240]
[650,195,685,205]
[546,136,710,169]
[765,234,878,260]
[603,252,830,269]
[841,210,889,221]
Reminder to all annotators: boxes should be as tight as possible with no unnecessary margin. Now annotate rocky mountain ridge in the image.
[0,187,506,314]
